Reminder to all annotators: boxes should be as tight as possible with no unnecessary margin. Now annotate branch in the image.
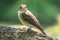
[0,25,59,40]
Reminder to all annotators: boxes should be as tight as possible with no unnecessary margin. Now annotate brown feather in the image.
[20,12,46,35]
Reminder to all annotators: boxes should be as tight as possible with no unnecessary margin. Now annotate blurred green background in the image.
[0,0,60,36]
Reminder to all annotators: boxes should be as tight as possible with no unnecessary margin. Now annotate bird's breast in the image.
[18,13,29,25]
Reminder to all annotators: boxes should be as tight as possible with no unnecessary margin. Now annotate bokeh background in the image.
[0,0,60,36]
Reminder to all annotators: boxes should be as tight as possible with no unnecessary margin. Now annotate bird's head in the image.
[20,4,27,13]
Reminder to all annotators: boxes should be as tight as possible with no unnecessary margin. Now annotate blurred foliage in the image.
[45,14,60,36]
[0,0,60,26]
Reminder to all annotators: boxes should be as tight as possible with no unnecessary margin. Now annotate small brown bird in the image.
[18,4,46,35]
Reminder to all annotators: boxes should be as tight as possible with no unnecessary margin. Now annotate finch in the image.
[18,4,46,35]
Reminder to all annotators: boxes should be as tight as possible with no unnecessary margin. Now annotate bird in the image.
[18,4,46,35]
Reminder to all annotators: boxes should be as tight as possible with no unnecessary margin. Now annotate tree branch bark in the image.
[0,25,59,40]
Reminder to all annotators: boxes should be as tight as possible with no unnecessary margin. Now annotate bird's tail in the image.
[37,25,47,35]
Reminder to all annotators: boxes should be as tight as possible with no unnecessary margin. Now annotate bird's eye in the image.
[20,7,22,9]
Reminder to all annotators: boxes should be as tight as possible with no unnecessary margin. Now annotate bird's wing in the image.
[21,13,41,28]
